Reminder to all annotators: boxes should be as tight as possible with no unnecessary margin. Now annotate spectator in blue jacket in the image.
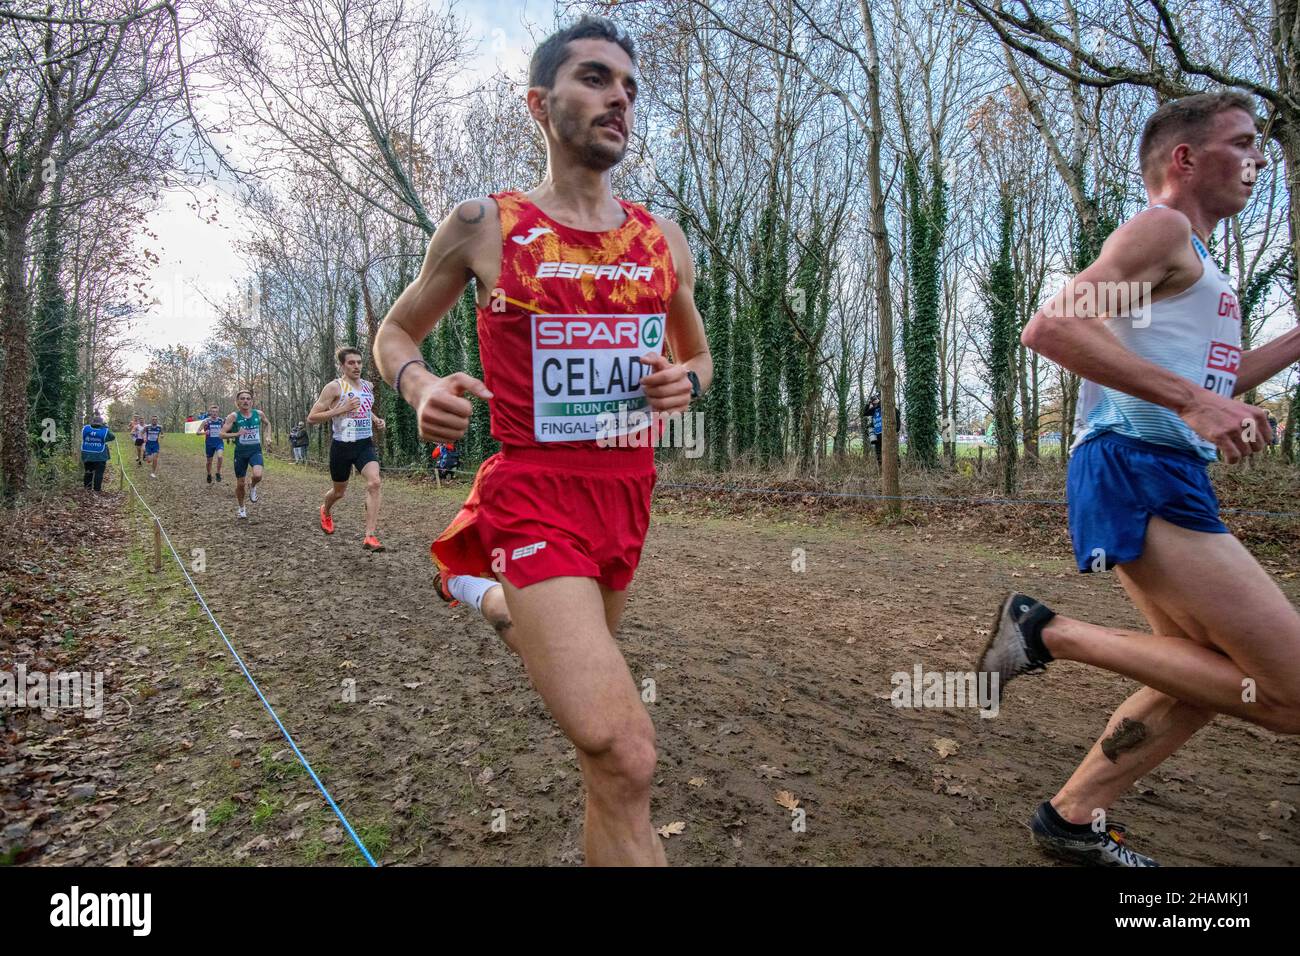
[80,413,115,492]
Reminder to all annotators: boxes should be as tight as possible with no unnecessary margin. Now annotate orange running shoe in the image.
[319,505,334,535]
[363,534,385,552]
[435,569,460,608]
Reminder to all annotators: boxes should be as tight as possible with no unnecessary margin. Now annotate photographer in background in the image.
[79,412,115,493]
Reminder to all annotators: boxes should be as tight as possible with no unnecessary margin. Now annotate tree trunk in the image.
[358,266,379,380]
[1,214,33,501]
[860,2,900,510]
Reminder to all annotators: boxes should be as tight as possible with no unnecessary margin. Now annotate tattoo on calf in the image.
[1100,717,1148,763]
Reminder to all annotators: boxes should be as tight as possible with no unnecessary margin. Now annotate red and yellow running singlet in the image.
[479,191,678,460]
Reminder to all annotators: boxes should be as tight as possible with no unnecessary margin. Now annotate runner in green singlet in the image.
[220,389,272,520]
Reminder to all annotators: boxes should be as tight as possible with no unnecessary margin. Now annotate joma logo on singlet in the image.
[536,319,641,348]
[512,227,553,245]
[536,262,655,281]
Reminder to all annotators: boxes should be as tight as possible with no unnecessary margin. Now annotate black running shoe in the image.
[978,593,1054,691]
[207,474,212,484]
[215,472,222,482]
[1029,802,1159,867]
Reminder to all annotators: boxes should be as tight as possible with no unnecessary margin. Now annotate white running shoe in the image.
[250,485,258,503]
[238,506,247,519]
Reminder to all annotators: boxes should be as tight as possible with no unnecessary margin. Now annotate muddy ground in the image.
[5,435,1299,866]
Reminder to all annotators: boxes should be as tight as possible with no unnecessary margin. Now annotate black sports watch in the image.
[686,369,702,399]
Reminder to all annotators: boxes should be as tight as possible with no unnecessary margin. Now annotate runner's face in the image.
[544,39,636,172]
[342,355,362,380]
[238,395,252,412]
[1193,109,1267,218]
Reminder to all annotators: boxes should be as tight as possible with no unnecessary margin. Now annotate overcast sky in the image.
[129,0,548,374]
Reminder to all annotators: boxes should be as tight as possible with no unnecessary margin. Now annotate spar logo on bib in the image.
[641,316,663,351]
[532,313,665,442]
[1203,340,1240,398]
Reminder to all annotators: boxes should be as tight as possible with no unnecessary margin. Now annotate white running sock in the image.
[447,574,498,612]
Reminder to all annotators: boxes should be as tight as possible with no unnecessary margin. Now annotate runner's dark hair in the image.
[529,15,636,90]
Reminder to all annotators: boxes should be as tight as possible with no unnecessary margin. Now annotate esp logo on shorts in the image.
[512,541,548,560]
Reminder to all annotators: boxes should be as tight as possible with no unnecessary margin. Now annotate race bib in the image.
[239,426,260,445]
[207,419,222,438]
[336,388,373,442]
[1202,340,1240,398]
[531,313,664,442]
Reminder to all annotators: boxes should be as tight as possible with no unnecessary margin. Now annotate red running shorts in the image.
[431,444,655,591]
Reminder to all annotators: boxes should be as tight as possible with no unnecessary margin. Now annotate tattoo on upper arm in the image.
[456,202,486,225]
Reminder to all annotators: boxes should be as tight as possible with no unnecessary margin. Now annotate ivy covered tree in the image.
[30,197,76,453]
[460,286,495,466]
[903,159,945,469]
[833,332,851,457]
[700,219,734,472]
[788,222,825,473]
[752,198,787,466]
[732,250,757,460]
[1238,252,1288,405]
[345,283,359,348]
[982,195,1019,494]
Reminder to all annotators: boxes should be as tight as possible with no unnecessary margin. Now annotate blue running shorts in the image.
[1068,431,1228,572]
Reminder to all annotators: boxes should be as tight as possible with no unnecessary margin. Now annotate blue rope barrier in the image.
[115,449,378,866]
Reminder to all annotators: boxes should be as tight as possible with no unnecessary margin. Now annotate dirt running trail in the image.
[41,438,1300,866]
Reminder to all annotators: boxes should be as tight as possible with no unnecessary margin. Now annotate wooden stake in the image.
[152,519,162,573]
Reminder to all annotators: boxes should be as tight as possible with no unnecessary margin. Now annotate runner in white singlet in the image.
[977,92,1300,867]
[307,346,387,551]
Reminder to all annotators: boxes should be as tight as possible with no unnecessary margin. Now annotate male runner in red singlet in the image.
[375,16,712,866]
[979,92,1300,866]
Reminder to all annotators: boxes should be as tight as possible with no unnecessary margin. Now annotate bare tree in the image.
[1,0,185,498]
[203,0,474,236]
[968,0,1300,281]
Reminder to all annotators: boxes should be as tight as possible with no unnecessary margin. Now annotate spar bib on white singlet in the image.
[1201,326,1241,398]
[331,378,374,442]
[1074,223,1241,460]
[530,313,664,442]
